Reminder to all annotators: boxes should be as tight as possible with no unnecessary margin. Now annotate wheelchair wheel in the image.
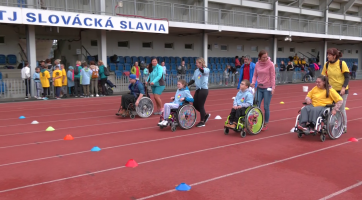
[245,107,264,135]
[224,128,229,135]
[135,97,154,118]
[130,114,135,119]
[326,111,344,140]
[298,133,303,138]
[304,75,312,82]
[171,126,177,132]
[176,104,197,130]
[240,131,246,138]
[107,88,114,95]
[320,134,326,142]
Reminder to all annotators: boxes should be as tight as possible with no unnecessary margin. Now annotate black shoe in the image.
[204,114,211,124]
[196,122,205,127]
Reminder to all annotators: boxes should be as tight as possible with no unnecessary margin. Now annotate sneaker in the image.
[37,97,43,100]
[56,97,61,100]
[229,123,236,129]
[158,120,164,125]
[162,120,168,126]
[25,97,28,99]
[43,97,48,100]
[297,125,308,133]
[196,122,205,127]
[75,96,78,98]
[90,95,94,97]
[204,114,211,124]
[80,96,84,98]
[96,94,99,97]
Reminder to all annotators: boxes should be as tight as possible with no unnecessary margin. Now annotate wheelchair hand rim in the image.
[177,104,197,129]
[245,107,264,135]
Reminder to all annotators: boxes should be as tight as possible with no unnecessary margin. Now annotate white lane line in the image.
[137,139,360,200]
[0,131,292,194]
[318,182,362,200]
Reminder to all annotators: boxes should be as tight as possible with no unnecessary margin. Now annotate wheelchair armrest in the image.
[325,104,335,108]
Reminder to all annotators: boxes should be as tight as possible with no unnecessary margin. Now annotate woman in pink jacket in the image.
[251,50,275,131]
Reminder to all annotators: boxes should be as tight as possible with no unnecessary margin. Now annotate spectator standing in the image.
[351,62,357,79]
[177,60,186,80]
[21,61,31,99]
[67,66,74,96]
[131,61,141,80]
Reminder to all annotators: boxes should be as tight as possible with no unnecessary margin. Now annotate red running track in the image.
[1,82,362,200]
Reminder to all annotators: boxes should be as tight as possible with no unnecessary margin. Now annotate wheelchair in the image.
[116,83,154,119]
[293,103,344,142]
[224,94,264,138]
[158,102,197,132]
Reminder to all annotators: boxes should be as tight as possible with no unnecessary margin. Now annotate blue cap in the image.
[129,74,137,80]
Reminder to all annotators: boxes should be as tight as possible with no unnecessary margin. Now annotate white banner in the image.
[0,6,169,34]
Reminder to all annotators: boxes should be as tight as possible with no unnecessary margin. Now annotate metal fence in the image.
[1,70,362,99]
[1,0,362,37]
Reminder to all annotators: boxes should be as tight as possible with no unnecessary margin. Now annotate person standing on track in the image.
[321,48,350,133]
[188,57,211,128]
[146,58,165,115]
[237,55,257,90]
[251,50,275,131]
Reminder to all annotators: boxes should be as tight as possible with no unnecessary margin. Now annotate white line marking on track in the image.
[137,139,361,200]
[0,131,292,193]
[318,182,362,200]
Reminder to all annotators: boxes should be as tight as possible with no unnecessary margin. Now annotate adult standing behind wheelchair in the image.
[146,58,165,115]
[250,50,275,131]
[116,74,145,117]
[321,48,350,133]
[297,76,343,135]
[188,57,211,128]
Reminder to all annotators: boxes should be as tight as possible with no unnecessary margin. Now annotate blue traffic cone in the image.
[175,183,191,191]
[91,146,101,152]
[19,116,26,119]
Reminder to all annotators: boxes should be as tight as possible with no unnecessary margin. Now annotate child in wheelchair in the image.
[158,79,194,126]
[297,75,343,134]
[225,79,254,129]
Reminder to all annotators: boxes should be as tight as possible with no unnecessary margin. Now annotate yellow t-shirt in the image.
[321,60,349,91]
[307,86,343,107]
[62,69,67,86]
[53,70,63,87]
[40,70,50,88]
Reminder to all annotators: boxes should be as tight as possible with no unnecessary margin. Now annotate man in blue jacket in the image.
[237,55,257,89]
[116,74,145,117]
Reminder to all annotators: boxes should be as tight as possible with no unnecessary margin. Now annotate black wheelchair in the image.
[224,90,264,138]
[116,83,154,119]
[293,103,344,142]
[158,102,197,132]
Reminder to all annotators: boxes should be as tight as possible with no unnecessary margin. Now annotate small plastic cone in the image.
[175,183,191,191]
[215,115,222,119]
[31,120,39,125]
[46,126,55,131]
[290,127,295,132]
[348,138,358,142]
[91,146,101,152]
[64,135,74,140]
[19,116,25,119]
[280,102,285,104]
[345,107,350,110]
[353,93,357,95]
[125,159,138,168]
[232,97,235,99]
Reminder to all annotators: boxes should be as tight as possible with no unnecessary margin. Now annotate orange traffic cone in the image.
[125,159,138,168]
[64,135,74,140]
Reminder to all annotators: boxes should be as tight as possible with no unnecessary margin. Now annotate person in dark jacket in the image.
[279,60,286,83]
[351,62,357,79]
[177,60,186,79]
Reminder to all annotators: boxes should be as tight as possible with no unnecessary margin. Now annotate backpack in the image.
[103,66,110,76]
[74,66,79,75]
[325,60,342,77]
[92,69,99,79]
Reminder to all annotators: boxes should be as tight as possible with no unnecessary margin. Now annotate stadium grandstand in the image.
[0,0,361,98]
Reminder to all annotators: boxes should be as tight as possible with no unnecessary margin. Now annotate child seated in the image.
[158,80,194,126]
[226,79,254,129]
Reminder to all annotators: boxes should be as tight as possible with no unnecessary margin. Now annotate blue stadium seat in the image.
[170,57,176,64]
[220,57,225,64]
[107,56,111,65]
[124,63,131,71]
[118,56,125,64]
[87,56,95,63]
[171,63,177,71]
[221,63,226,70]
[215,57,220,64]
[164,57,170,64]
[7,54,17,65]
[0,72,2,80]
[115,71,123,78]
[216,63,222,70]
[188,57,193,64]
[0,55,6,65]
[211,63,217,70]
[157,56,164,63]
[131,56,138,64]
[138,56,145,63]
[182,57,189,64]
[190,63,196,70]
[125,56,132,64]
[110,63,116,72]
[145,56,151,64]
[117,63,124,71]
[176,57,181,64]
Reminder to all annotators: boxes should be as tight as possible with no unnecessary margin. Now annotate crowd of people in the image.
[21,59,109,100]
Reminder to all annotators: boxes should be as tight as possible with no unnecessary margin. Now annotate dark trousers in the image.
[24,79,31,97]
[229,107,247,123]
[74,77,82,96]
[43,87,48,97]
[121,94,135,109]
[100,78,107,95]
[193,89,208,121]
[55,87,61,98]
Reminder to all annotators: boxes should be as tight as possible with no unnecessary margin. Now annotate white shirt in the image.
[21,66,30,79]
